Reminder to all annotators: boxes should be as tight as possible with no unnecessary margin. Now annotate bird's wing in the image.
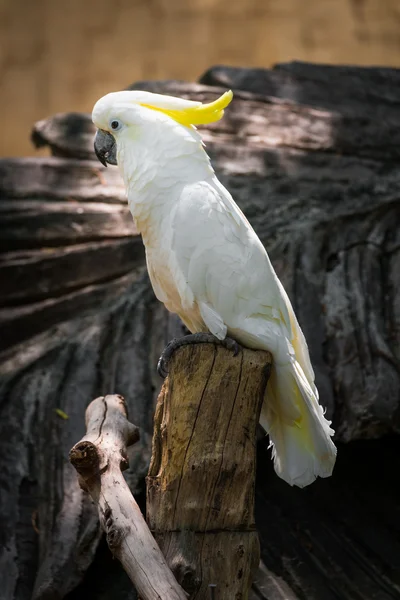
[170,177,294,345]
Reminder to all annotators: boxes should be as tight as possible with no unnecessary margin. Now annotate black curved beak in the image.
[94,129,118,167]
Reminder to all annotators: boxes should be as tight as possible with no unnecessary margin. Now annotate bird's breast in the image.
[145,249,202,331]
[127,186,205,332]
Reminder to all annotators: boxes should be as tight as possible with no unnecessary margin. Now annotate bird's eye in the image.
[110,119,122,131]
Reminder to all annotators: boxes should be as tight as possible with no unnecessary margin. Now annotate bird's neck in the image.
[118,126,214,235]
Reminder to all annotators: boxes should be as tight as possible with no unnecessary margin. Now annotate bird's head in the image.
[92,89,233,168]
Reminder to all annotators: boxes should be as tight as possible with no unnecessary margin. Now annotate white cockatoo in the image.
[92,89,336,487]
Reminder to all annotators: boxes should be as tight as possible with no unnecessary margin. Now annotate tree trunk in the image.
[147,343,271,599]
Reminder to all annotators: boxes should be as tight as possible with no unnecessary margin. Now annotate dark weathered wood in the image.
[32,113,98,161]
[200,61,400,116]
[0,157,125,202]
[147,343,271,599]
[131,77,400,161]
[69,395,187,600]
[0,239,144,305]
[0,271,139,352]
[0,200,135,251]
[1,62,400,600]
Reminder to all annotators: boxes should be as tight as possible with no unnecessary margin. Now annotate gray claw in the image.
[157,355,169,379]
[157,338,179,378]
[222,337,240,356]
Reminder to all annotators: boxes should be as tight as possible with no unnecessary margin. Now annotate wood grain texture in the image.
[147,343,271,599]
[0,62,399,600]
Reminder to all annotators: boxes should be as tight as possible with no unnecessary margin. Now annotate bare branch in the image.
[70,394,187,600]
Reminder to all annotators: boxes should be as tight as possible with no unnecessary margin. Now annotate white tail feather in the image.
[260,359,336,488]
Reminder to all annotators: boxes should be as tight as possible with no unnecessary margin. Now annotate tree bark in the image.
[69,394,187,600]
[147,343,271,599]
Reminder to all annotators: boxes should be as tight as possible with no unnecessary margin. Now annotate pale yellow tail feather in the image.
[260,360,336,488]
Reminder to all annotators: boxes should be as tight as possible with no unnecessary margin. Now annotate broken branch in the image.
[69,394,187,600]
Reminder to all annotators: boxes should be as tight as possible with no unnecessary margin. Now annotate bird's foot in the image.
[157,333,241,378]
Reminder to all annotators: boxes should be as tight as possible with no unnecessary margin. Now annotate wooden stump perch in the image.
[69,395,187,600]
[69,344,271,599]
[147,342,272,599]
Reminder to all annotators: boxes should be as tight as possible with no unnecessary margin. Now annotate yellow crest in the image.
[141,90,233,127]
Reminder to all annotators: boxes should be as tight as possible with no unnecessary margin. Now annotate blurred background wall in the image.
[1,0,400,157]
